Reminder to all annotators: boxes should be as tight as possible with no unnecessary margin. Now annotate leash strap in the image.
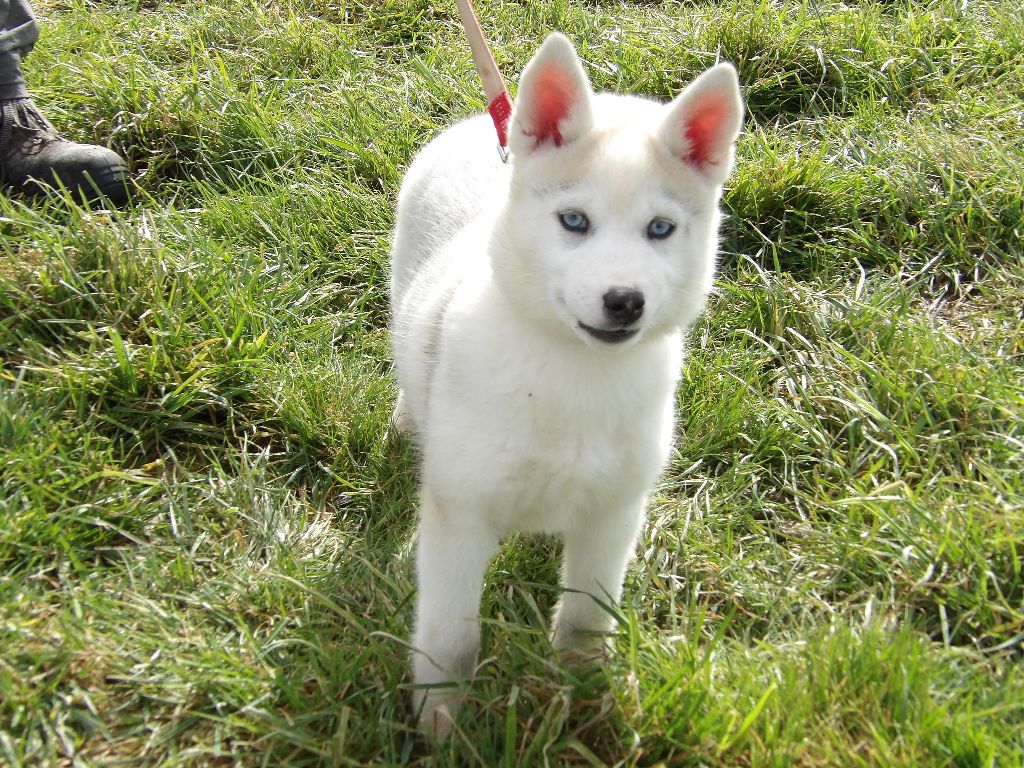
[454,0,513,158]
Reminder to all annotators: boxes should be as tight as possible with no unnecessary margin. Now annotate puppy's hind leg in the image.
[411,487,497,738]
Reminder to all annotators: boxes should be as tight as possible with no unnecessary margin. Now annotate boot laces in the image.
[1,99,59,159]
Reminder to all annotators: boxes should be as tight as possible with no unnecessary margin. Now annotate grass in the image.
[2,0,1022,764]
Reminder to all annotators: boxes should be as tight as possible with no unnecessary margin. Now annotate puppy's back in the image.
[390,115,509,307]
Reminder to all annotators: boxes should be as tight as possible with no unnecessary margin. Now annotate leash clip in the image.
[487,91,513,165]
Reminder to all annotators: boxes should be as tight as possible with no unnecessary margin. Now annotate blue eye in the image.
[647,218,676,240]
[558,211,590,234]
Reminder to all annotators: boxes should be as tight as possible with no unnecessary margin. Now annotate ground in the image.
[1,1,1021,765]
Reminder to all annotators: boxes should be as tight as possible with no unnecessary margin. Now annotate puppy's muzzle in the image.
[577,287,645,344]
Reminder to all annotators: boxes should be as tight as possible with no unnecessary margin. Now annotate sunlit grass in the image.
[2,0,1022,764]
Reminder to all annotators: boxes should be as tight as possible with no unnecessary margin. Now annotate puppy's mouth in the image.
[578,322,640,344]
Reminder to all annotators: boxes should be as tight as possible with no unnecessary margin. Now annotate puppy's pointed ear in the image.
[508,32,594,156]
[658,63,744,185]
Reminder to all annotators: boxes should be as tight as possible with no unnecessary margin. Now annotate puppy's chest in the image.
[481,386,660,531]
[515,391,622,472]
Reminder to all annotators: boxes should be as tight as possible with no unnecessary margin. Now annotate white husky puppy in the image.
[390,32,743,735]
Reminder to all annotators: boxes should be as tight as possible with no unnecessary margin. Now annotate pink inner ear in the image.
[684,96,730,167]
[527,66,576,148]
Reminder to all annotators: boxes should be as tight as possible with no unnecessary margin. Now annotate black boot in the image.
[1,98,130,205]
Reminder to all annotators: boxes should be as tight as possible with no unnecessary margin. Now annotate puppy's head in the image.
[493,32,744,348]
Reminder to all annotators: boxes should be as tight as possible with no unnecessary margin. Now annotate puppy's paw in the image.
[422,700,455,741]
[387,391,415,442]
[559,644,607,668]
[552,626,609,666]
[413,688,462,741]
[391,408,414,437]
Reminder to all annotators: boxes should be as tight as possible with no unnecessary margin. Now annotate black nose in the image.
[602,287,645,324]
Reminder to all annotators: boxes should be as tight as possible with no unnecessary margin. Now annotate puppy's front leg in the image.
[411,488,497,737]
[552,504,645,656]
